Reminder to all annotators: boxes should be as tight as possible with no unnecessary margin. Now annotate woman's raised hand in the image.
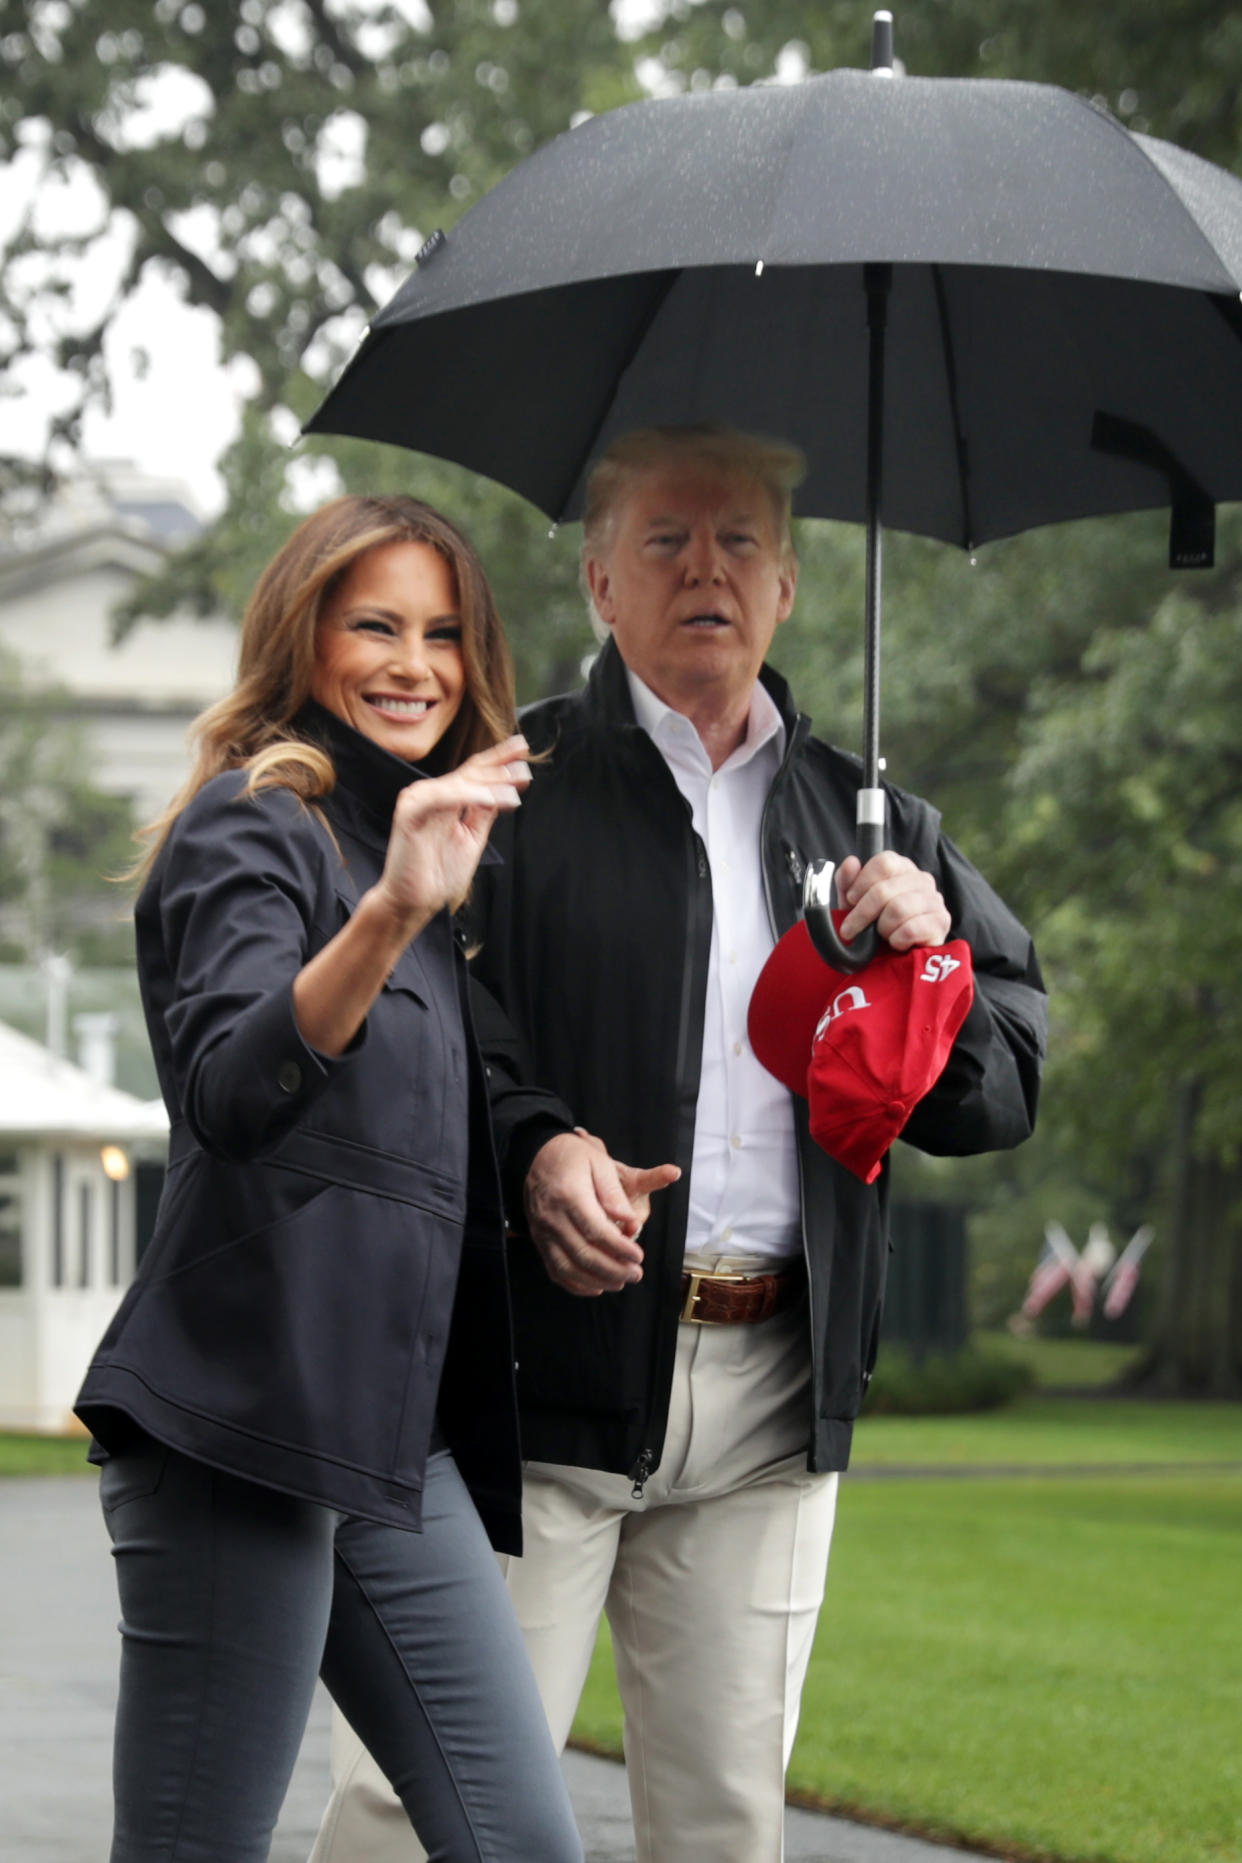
[377,735,530,925]
[293,737,529,1058]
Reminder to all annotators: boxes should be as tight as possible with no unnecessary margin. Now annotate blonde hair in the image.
[581,424,806,573]
[135,495,516,877]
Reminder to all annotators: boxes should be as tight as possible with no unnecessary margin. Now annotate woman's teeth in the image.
[368,697,430,716]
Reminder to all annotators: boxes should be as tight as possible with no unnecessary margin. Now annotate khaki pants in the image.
[310,1262,839,1863]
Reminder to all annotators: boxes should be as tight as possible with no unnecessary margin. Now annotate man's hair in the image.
[581,424,806,569]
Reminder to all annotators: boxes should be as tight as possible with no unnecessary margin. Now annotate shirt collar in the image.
[625,666,786,773]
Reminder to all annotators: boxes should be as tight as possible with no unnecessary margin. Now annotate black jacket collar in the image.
[292,700,501,868]
[292,699,422,837]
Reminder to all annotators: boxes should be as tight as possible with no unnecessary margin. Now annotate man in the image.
[310,426,1046,1863]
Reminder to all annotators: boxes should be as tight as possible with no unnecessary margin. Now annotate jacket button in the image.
[277,1060,302,1093]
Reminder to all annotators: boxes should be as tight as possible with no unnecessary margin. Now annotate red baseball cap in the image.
[748,916,975,1183]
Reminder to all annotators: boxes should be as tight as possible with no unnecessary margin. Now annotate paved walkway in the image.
[2,1475,984,1863]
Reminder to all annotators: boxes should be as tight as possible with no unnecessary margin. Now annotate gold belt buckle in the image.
[680,1267,754,1323]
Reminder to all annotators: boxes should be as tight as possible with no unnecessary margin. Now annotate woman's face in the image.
[311,539,467,762]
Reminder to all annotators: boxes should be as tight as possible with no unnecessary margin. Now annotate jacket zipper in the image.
[630,736,713,1491]
[759,712,821,1448]
[629,1448,654,1499]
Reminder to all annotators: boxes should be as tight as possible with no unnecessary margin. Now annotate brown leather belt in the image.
[678,1266,804,1325]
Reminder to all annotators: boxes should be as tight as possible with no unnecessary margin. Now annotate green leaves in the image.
[0,646,136,964]
[0,0,643,460]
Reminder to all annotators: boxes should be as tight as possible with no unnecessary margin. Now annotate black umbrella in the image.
[307,13,1242,967]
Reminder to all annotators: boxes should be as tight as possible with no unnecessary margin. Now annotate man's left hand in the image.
[836,852,951,951]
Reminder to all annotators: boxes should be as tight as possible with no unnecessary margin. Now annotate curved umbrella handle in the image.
[802,859,878,974]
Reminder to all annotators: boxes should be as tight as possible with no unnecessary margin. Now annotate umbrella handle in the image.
[802,853,879,974]
[802,794,888,973]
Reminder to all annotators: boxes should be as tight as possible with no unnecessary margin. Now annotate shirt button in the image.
[277,1060,302,1093]
[734,1040,744,1056]
[730,1134,743,1150]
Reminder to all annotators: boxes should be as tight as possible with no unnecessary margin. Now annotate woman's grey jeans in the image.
[99,1433,582,1863]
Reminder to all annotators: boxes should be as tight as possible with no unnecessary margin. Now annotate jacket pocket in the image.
[142,1166,337,1285]
[105,1181,455,1476]
[382,953,429,1008]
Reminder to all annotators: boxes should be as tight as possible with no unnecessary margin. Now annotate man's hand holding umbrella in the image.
[835,850,950,954]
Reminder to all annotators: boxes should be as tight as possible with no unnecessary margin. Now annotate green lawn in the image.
[790,1473,1241,1863]
[0,1431,94,1476]
[851,1395,1242,1469]
[573,1397,1242,1863]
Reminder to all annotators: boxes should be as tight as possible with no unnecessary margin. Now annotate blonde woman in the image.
[76,496,582,1863]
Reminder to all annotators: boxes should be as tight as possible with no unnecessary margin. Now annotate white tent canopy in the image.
[0,1019,167,1142]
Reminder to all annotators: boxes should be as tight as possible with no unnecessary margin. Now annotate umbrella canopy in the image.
[307,38,1242,967]
[307,63,1242,549]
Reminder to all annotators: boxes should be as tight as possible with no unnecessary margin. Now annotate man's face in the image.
[585,464,797,716]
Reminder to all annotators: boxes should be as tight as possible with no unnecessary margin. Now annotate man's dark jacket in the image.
[468,641,1047,1485]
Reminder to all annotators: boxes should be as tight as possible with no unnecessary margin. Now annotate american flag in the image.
[1019,1221,1081,1319]
[1071,1222,1116,1329]
[1101,1225,1156,1320]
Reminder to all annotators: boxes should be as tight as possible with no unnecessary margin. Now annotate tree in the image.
[0,647,138,963]
[0,0,640,694]
[0,0,637,446]
[645,0,1242,167]
[1001,534,1242,1393]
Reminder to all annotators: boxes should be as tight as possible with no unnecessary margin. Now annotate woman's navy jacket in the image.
[76,705,522,1550]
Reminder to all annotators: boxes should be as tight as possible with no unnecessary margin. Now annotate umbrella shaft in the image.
[863,514,881,785]
[863,263,890,796]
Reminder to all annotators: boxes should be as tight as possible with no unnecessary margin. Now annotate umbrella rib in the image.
[547,271,683,521]
[931,265,975,549]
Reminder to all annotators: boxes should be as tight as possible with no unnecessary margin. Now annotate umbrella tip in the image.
[415,228,446,267]
[872,10,895,74]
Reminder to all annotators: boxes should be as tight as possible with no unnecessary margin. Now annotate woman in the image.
[75,495,583,1863]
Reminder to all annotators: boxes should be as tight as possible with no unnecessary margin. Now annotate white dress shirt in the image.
[627,669,802,1264]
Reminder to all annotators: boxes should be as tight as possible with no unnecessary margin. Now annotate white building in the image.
[0,1018,167,1433]
[0,461,238,823]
